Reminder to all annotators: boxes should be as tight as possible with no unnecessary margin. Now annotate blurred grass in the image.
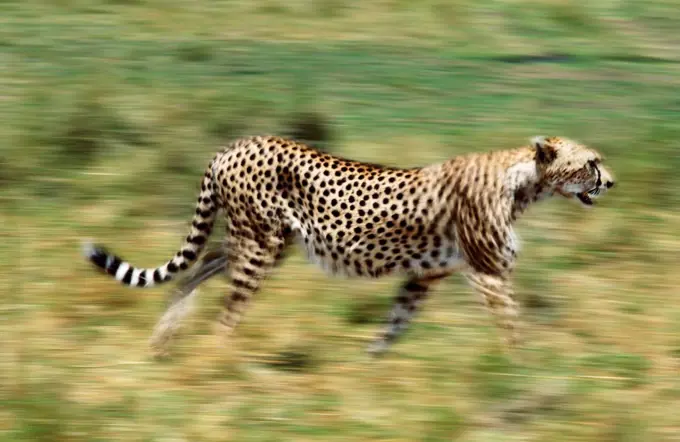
[2,0,680,440]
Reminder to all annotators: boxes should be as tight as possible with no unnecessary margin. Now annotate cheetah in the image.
[84,135,615,356]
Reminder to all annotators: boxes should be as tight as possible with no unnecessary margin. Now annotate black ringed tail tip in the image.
[82,240,141,283]
[82,163,219,289]
[82,240,109,271]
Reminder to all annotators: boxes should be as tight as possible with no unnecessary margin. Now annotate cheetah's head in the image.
[532,136,615,207]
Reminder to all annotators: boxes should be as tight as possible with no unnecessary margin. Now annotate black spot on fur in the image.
[192,221,210,231]
[187,235,206,245]
[404,281,427,292]
[182,250,197,261]
[231,292,248,302]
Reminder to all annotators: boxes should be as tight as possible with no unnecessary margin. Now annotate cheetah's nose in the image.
[606,181,614,189]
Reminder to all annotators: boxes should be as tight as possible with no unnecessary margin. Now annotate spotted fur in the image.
[84,135,615,355]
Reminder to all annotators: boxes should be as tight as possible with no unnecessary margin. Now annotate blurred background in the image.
[2,0,680,440]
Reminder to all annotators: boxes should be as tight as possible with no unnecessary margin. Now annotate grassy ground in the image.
[3,1,680,440]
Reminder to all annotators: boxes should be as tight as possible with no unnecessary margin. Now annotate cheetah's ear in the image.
[531,136,557,165]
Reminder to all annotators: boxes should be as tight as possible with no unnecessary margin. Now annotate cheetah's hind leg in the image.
[215,233,286,344]
[149,247,229,357]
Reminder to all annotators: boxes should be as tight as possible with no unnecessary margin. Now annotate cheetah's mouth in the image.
[575,192,593,206]
[574,187,601,206]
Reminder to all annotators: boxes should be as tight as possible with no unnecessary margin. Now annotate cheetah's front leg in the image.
[367,275,447,356]
[465,271,521,349]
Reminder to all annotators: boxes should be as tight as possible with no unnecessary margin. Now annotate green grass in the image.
[3,1,680,441]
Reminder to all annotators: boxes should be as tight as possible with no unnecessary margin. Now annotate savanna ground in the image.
[2,1,680,440]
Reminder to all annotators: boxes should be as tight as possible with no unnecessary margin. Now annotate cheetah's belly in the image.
[289,214,465,278]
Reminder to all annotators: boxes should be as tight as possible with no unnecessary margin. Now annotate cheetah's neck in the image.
[502,147,552,220]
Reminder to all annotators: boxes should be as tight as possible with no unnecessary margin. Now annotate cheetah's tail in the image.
[82,160,220,288]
